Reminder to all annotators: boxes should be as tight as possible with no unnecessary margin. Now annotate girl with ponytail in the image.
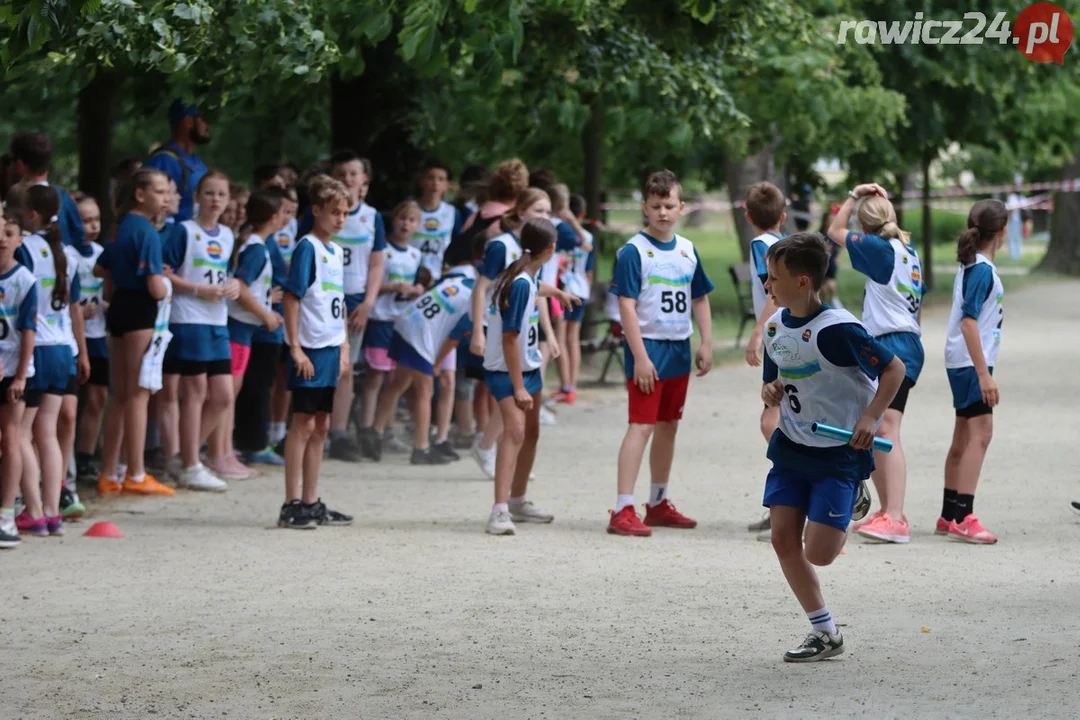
[13,185,89,537]
[940,198,1008,545]
[828,183,924,544]
[481,217,579,536]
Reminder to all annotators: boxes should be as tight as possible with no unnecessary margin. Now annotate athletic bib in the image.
[23,233,78,348]
[395,267,476,364]
[484,271,541,373]
[336,203,378,295]
[626,233,697,341]
[295,236,346,349]
[945,254,1003,369]
[371,243,422,322]
[227,234,274,327]
[170,220,234,326]
[76,242,107,340]
[411,202,457,279]
[0,264,38,379]
[765,308,878,449]
[861,238,923,337]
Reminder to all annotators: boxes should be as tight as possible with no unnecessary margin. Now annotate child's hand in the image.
[978,372,999,408]
[745,328,763,367]
[271,286,284,304]
[548,337,561,359]
[558,289,581,308]
[8,375,24,404]
[291,348,315,380]
[264,312,283,332]
[82,300,99,320]
[469,333,486,357]
[514,386,533,411]
[850,412,878,450]
[761,379,784,407]
[163,264,174,276]
[339,346,351,378]
[695,344,712,377]
[349,304,370,333]
[409,284,425,298]
[222,279,241,301]
[77,355,91,385]
[633,356,658,395]
[852,183,887,199]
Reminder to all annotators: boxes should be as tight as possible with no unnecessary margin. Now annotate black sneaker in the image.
[783,631,845,663]
[328,435,363,462]
[59,487,86,520]
[1071,500,1080,516]
[278,500,316,530]
[76,454,99,483]
[357,427,382,462]
[305,499,353,526]
[451,431,476,450]
[274,438,287,458]
[852,480,871,522]
[0,526,20,549]
[431,441,460,462]
[410,448,452,465]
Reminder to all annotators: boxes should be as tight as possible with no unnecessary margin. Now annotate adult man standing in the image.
[144,99,210,222]
[7,132,85,246]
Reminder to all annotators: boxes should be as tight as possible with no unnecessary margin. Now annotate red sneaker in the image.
[552,390,576,405]
[607,506,652,536]
[643,499,698,529]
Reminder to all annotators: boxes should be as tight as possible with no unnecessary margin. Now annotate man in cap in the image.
[144,99,210,222]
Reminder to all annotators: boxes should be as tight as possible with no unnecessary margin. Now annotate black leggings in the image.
[233,342,280,452]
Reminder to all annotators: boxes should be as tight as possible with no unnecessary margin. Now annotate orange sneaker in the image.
[851,509,883,532]
[855,513,910,543]
[551,390,576,405]
[948,514,997,544]
[643,499,698,529]
[122,474,176,496]
[607,505,652,536]
[97,474,123,497]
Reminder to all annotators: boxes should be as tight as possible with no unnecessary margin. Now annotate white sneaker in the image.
[539,406,557,426]
[509,500,554,524]
[177,464,228,492]
[472,443,496,479]
[756,528,772,542]
[166,455,184,483]
[383,431,411,454]
[486,510,516,535]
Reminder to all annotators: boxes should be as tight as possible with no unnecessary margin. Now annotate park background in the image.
[2,0,1079,355]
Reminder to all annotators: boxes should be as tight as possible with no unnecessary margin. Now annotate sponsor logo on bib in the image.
[802,329,812,342]
[767,322,777,337]
[423,218,440,231]
[205,240,223,260]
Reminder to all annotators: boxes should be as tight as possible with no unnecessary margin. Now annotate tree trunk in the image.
[77,72,120,224]
[1035,148,1080,274]
[725,141,782,260]
[330,38,426,210]
[920,156,934,291]
[582,92,604,244]
[895,168,918,229]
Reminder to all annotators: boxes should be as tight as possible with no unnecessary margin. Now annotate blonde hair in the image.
[309,176,350,208]
[857,195,910,245]
[547,183,570,214]
[500,187,549,233]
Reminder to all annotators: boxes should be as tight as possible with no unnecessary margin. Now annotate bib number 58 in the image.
[660,290,687,314]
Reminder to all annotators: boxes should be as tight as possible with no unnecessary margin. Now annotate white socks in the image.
[615,494,635,512]
[649,483,668,506]
[269,422,286,444]
[807,607,837,635]
[492,503,509,514]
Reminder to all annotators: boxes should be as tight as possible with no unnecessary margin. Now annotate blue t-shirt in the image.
[845,232,903,285]
[0,265,38,332]
[501,277,532,333]
[960,263,994,319]
[252,237,289,344]
[750,232,784,284]
[555,222,579,252]
[763,305,896,482]
[449,313,472,344]
[99,214,163,292]
[143,141,208,222]
[481,233,517,281]
[233,242,268,287]
[610,234,715,380]
[56,187,85,248]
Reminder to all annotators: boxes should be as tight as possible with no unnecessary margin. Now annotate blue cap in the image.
[168,99,200,124]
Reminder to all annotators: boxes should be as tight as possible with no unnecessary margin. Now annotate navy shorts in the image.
[28,346,76,393]
[763,466,858,532]
[564,301,586,323]
[363,320,395,350]
[484,368,542,402]
[947,366,993,417]
[389,332,433,375]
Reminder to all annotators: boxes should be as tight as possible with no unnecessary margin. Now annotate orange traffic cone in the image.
[84,521,124,538]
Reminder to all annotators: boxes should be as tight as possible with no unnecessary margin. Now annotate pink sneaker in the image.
[949,515,997,544]
[227,453,259,479]
[935,517,951,535]
[204,456,253,481]
[851,510,883,532]
[855,513,910,544]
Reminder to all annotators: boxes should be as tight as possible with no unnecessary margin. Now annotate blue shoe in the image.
[243,447,285,466]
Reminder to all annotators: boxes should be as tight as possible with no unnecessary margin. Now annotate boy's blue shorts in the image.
[763,467,858,532]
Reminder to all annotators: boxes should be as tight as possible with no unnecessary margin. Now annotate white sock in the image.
[492,503,509,514]
[509,495,525,505]
[270,423,286,443]
[615,494,635,512]
[807,607,837,635]
[130,473,145,483]
[649,483,668,506]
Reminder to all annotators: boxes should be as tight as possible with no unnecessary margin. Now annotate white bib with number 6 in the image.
[625,233,697,341]
[170,220,234,326]
[295,236,346,349]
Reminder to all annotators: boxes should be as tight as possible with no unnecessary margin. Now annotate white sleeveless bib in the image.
[625,233,697,341]
[945,254,1003,369]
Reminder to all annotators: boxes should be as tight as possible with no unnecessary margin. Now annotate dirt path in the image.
[3,280,1079,720]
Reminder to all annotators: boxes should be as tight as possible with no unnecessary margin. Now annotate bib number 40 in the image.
[660,290,687,314]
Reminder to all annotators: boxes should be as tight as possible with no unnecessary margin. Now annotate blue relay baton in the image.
[810,422,893,453]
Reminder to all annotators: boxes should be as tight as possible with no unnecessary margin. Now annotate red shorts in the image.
[627,374,689,424]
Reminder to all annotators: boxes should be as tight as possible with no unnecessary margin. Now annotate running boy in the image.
[607,170,714,537]
[760,233,904,662]
[279,177,353,529]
